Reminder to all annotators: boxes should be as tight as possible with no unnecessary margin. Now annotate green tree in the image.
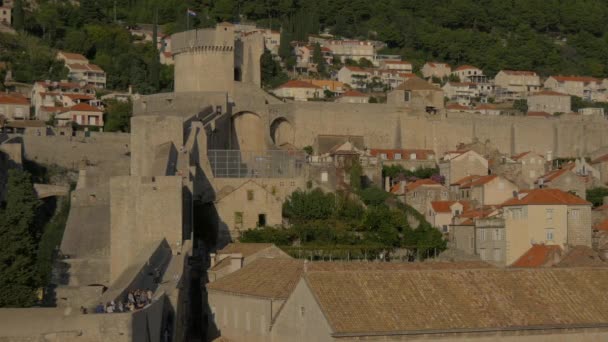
[80,0,103,23]
[587,187,608,207]
[0,169,40,307]
[513,99,528,113]
[149,10,160,91]
[12,0,25,31]
[358,187,389,207]
[283,188,336,221]
[261,49,288,88]
[104,99,132,132]
[311,42,327,75]
[348,159,363,191]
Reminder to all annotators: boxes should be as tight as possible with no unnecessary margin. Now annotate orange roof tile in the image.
[591,153,608,164]
[474,104,498,110]
[531,90,569,97]
[446,103,470,111]
[594,219,608,231]
[454,65,480,71]
[430,200,470,213]
[511,244,562,268]
[277,80,321,89]
[406,179,442,192]
[536,164,575,183]
[450,174,481,186]
[502,188,590,206]
[0,94,29,105]
[58,51,88,61]
[593,204,608,212]
[551,75,601,84]
[501,70,537,76]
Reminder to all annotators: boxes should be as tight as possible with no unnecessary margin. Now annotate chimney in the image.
[230,253,243,271]
[399,180,406,194]
[385,176,391,192]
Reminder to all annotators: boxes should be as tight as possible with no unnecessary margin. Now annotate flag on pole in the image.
[187,9,197,17]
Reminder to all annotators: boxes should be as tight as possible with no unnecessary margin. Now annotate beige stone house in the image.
[427,200,471,233]
[55,103,104,127]
[454,174,518,206]
[0,93,29,121]
[31,80,96,120]
[527,90,571,114]
[272,80,323,101]
[442,81,476,105]
[370,148,436,170]
[544,75,605,101]
[271,267,608,341]
[207,258,304,342]
[57,51,107,88]
[0,6,11,26]
[439,149,488,187]
[494,70,540,100]
[502,188,592,265]
[451,65,486,82]
[386,76,444,113]
[336,66,371,89]
[300,79,347,95]
[592,153,608,185]
[421,61,451,79]
[379,60,412,73]
[535,164,589,199]
[335,90,369,103]
[208,243,290,282]
[391,179,448,215]
[473,103,501,115]
[213,180,283,241]
[509,151,547,187]
[325,39,376,64]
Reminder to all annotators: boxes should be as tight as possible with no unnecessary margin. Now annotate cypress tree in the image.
[0,169,40,307]
[150,8,160,91]
[12,0,24,31]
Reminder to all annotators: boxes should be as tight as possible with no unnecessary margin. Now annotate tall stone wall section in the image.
[131,116,185,177]
[8,133,130,169]
[109,176,183,282]
[269,102,608,158]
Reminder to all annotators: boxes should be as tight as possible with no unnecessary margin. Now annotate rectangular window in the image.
[493,229,500,241]
[546,208,553,223]
[394,153,402,160]
[442,225,448,233]
[247,190,254,201]
[258,214,266,227]
[234,212,243,225]
[570,209,580,220]
[380,153,388,160]
[479,229,486,241]
[546,228,555,241]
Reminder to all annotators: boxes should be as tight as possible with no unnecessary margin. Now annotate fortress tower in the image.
[172,23,264,95]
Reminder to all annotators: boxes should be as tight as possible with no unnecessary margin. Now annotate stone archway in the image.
[270,117,295,147]
[231,111,265,151]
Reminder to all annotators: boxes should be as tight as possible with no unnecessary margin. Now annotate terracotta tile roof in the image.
[62,94,95,101]
[0,94,29,105]
[536,164,575,183]
[446,103,470,110]
[344,66,370,73]
[511,244,562,267]
[277,80,321,89]
[474,104,498,110]
[595,219,608,232]
[531,90,569,97]
[406,179,442,192]
[593,204,608,212]
[511,151,544,161]
[500,70,537,76]
[430,200,470,213]
[527,111,552,117]
[207,258,304,299]
[369,148,435,161]
[463,174,497,188]
[501,188,590,206]
[555,246,608,267]
[454,65,480,71]
[551,75,601,84]
[459,206,497,219]
[58,51,88,61]
[307,261,491,272]
[301,79,345,91]
[450,174,481,186]
[68,103,103,112]
[305,268,608,335]
[591,153,608,164]
[67,63,105,73]
[217,243,275,257]
[341,90,367,97]
[395,76,442,91]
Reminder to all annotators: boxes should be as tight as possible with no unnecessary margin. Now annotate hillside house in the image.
[494,70,540,100]
[56,51,106,88]
[452,174,518,206]
[502,188,592,265]
[439,149,489,187]
[55,103,104,128]
[386,77,444,112]
[208,243,290,282]
[272,80,324,101]
[335,90,369,104]
[391,179,448,216]
[370,148,436,170]
[451,65,487,83]
[527,90,571,114]
[427,200,471,233]
[325,39,376,65]
[0,93,29,121]
[544,76,605,101]
[379,60,413,73]
[336,66,372,89]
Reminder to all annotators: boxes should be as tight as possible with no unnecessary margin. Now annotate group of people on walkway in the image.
[85,288,154,314]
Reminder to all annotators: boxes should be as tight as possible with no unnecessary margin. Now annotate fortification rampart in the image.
[7,133,130,169]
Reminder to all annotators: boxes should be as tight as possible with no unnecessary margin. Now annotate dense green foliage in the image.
[0,170,40,307]
[192,0,608,77]
[241,188,446,259]
[35,197,70,288]
[587,187,608,208]
[261,49,288,89]
[383,165,441,181]
[104,99,133,132]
